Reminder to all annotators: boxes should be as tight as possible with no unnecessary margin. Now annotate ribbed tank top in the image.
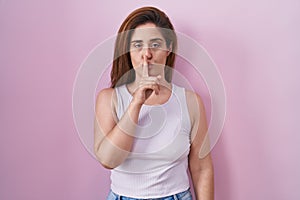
[111,84,192,198]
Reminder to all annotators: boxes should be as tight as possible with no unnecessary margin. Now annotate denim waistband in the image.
[106,188,192,200]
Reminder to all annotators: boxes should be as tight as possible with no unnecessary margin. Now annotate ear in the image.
[167,42,173,56]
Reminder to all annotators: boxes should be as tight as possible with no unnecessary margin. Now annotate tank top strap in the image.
[173,85,192,137]
[115,84,132,120]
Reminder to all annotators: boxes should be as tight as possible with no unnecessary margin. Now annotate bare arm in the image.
[187,91,214,200]
[94,57,160,169]
[94,88,142,169]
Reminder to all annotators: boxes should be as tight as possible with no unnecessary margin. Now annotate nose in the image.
[142,47,152,60]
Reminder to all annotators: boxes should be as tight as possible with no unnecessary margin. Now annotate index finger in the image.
[142,56,149,77]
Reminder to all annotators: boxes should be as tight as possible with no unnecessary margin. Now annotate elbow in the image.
[98,157,121,169]
[189,154,214,175]
[99,159,115,170]
[94,148,120,170]
[94,152,116,169]
[94,140,129,169]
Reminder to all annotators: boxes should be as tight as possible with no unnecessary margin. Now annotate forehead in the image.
[131,23,164,41]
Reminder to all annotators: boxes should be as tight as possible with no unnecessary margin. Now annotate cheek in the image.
[130,52,140,67]
[155,52,169,63]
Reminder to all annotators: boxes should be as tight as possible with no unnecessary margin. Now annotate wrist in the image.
[130,98,143,108]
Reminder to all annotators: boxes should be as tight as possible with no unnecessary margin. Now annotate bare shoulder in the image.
[95,88,117,110]
[185,89,208,143]
[185,89,205,109]
[185,89,206,123]
[96,88,115,100]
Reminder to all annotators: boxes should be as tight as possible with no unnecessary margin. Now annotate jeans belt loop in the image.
[173,194,178,200]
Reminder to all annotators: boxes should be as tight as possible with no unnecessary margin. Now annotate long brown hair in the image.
[110,6,178,88]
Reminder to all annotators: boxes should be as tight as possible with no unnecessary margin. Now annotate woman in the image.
[94,6,214,200]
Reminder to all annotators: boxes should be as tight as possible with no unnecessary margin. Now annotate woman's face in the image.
[129,23,171,77]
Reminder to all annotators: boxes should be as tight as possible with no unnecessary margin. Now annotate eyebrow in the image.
[130,38,164,43]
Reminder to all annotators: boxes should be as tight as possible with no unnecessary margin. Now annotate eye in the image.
[150,42,161,49]
[133,42,143,49]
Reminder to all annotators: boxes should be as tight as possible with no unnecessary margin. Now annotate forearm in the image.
[191,167,214,200]
[95,100,142,168]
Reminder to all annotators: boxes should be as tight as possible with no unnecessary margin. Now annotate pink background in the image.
[1,0,300,200]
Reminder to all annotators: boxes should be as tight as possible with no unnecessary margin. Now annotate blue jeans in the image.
[106,188,192,200]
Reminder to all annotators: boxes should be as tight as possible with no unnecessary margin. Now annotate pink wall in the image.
[1,0,299,200]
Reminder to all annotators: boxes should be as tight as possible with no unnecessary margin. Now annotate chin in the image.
[149,71,163,77]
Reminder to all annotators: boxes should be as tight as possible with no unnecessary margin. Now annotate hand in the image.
[132,56,161,105]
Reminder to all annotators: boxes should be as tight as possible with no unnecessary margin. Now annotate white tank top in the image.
[111,84,192,198]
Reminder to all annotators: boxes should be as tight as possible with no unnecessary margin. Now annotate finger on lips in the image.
[142,56,149,77]
[140,56,161,96]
